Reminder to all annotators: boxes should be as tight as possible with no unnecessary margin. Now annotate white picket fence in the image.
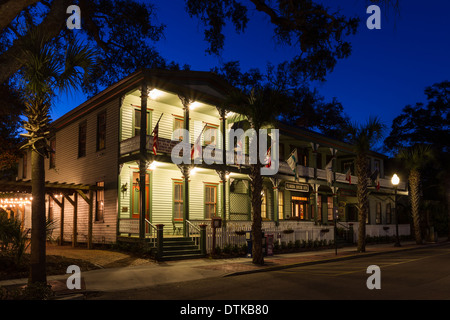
[188,220,411,254]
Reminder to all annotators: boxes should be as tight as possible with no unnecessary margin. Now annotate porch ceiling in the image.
[0,179,102,195]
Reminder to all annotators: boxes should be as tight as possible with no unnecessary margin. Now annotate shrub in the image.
[0,211,30,265]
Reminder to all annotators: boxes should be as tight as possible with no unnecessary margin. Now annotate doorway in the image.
[131,171,150,230]
[291,196,308,220]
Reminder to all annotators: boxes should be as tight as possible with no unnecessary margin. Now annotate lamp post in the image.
[391,174,401,247]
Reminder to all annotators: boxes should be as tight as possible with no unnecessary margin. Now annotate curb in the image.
[224,241,449,277]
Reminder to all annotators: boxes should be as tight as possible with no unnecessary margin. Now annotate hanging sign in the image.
[285,182,309,192]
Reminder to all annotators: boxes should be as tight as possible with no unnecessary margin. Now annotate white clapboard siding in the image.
[44,97,120,244]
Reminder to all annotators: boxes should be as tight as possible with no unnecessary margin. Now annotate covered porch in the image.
[0,179,102,249]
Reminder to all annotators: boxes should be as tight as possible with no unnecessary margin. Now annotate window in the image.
[317,195,322,222]
[22,153,27,179]
[204,184,217,219]
[49,138,56,168]
[134,109,151,137]
[97,111,106,150]
[78,121,87,158]
[278,191,284,220]
[173,181,183,221]
[376,202,382,224]
[327,196,334,221]
[386,203,392,224]
[342,160,354,175]
[174,117,184,141]
[96,181,104,222]
[261,189,267,219]
[204,125,218,146]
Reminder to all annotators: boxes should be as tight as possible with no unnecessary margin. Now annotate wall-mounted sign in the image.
[285,182,309,192]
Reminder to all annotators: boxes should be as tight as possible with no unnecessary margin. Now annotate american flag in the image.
[152,113,163,155]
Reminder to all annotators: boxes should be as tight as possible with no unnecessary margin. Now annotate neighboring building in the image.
[4,69,409,254]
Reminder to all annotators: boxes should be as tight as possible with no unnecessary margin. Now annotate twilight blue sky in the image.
[52,0,450,143]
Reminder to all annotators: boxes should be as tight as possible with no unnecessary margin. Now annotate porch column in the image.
[50,193,64,245]
[270,178,280,226]
[179,95,192,237]
[311,143,319,225]
[219,108,227,228]
[63,193,78,247]
[139,82,148,240]
[216,170,229,228]
[179,165,190,237]
[76,189,94,249]
[313,184,319,225]
[330,148,338,225]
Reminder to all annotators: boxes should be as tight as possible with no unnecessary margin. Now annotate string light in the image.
[0,197,32,207]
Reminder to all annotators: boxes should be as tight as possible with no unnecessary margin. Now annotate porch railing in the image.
[145,218,157,247]
[186,219,201,246]
[118,218,157,246]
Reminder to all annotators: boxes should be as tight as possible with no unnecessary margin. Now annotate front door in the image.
[132,171,150,231]
[291,196,308,220]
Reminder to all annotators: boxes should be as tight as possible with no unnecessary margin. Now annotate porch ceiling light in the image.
[149,88,163,100]
[189,101,201,110]
[391,173,400,186]
[190,167,198,175]
[148,161,158,170]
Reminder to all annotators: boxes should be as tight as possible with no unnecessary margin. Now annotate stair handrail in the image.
[145,219,158,246]
[186,219,200,238]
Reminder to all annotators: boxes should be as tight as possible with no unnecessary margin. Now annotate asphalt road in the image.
[90,244,450,312]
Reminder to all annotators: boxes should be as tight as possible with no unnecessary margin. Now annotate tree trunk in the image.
[250,163,264,265]
[356,153,368,253]
[29,148,47,284]
[409,169,422,244]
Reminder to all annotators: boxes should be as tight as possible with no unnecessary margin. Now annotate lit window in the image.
[173,182,183,221]
[205,184,217,219]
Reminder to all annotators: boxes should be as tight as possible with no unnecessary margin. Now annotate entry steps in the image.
[160,236,205,261]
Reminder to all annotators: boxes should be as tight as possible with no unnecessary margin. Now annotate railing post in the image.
[156,224,164,260]
[199,224,207,256]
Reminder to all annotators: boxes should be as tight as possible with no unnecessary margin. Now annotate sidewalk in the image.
[1,239,447,299]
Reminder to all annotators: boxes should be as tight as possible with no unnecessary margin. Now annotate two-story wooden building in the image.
[8,69,410,255]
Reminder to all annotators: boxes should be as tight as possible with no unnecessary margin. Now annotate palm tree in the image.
[17,29,96,284]
[345,117,384,253]
[226,85,290,265]
[396,144,435,244]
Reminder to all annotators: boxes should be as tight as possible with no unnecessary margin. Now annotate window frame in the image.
[97,111,106,151]
[173,180,184,221]
[203,124,219,146]
[278,190,284,220]
[173,116,185,141]
[204,183,218,219]
[133,108,152,137]
[78,120,87,158]
[95,181,105,222]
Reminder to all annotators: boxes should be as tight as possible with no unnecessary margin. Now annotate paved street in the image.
[91,243,450,301]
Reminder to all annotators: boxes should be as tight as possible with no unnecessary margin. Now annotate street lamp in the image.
[391,174,401,247]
